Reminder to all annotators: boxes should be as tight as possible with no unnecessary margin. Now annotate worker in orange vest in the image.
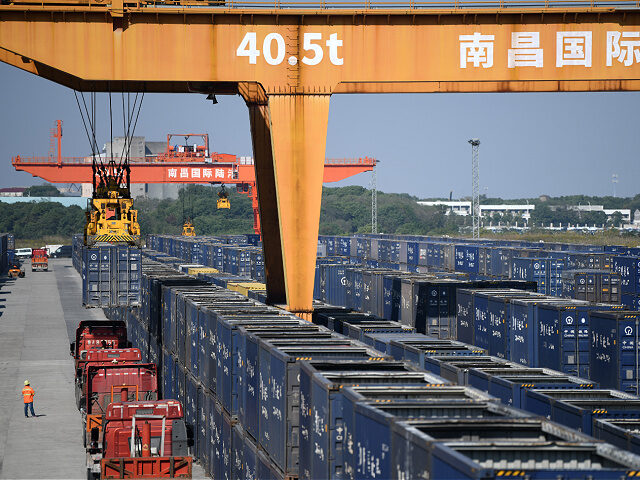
[22,380,36,418]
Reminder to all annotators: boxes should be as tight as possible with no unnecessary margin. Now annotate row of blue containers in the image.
[148,236,640,318]
[147,234,265,282]
[318,234,640,307]
[72,238,142,307]
[319,234,629,269]
[334,318,640,456]
[320,233,640,257]
[311,307,640,475]
[149,233,639,302]
[140,235,640,395]
[148,233,260,253]
[144,234,638,310]
[455,288,640,394]
[512,256,566,295]
[313,260,537,339]
[98,258,640,479]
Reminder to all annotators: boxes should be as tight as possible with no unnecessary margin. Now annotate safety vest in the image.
[22,386,34,403]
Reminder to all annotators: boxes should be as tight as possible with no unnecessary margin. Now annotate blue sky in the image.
[1,61,638,199]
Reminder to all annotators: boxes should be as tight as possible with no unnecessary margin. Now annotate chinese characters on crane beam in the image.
[167,167,233,180]
[460,31,640,69]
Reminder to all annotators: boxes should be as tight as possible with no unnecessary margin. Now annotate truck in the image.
[75,348,142,409]
[87,400,192,479]
[44,244,64,256]
[70,320,129,370]
[50,245,72,258]
[31,248,49,271]
[82,363,159,451]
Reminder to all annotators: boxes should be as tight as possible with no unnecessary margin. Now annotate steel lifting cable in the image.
[118,91,144,162]
[74,90,103,194]
[74,88,144,197]
[73,91,93,156]
[128,92,145,156]
[189,183,193,221]
[108,87,115,180]
[117,91,129,185]
[117,91,145,188]
[74,91,100,158]
[182,183,186,224]
[118,92,131,164]
[120,92,127,161]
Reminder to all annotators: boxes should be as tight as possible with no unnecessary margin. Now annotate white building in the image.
[417,200,535,220]
[571,205,631,223]
[417,201,471,215]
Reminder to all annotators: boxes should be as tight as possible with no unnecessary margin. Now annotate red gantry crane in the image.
[13,121,377,237]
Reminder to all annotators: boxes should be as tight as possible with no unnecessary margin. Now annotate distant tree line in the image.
[22,184,64,197]
[319,186,466,235]
[0,201,85,239]
[4,186,640,242]
[1,185,467,240]
[529,205,613,227]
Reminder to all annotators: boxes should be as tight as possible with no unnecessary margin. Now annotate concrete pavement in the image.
[0,258,90,479]
[0,257,207,480]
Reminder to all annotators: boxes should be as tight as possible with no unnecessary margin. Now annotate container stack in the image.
[561,269,622,303]
[97,259,640,479]
[456,288,627,377]
[589,310,640,395]
[72,236,142,307]
[5,233,14,265]
[0,233,8,272]
[144,234,640,348]
[614,255,640,309]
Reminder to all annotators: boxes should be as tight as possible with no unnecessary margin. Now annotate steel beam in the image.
[3,10,640,93]
[3,5,640,313]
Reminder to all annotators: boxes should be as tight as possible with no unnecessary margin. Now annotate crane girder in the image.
[3,3,639,313]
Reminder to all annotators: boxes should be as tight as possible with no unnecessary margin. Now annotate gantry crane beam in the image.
[11,156,375,184]
[2,3,640,313]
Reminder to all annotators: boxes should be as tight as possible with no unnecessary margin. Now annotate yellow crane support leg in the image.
[246,93,287,307]
[244,86,330,316]
[268,94,331,316]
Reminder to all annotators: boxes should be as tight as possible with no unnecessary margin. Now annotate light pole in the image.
[468,139,480,239]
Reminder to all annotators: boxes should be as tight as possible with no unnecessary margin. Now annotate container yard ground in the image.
[0,258,206,479]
